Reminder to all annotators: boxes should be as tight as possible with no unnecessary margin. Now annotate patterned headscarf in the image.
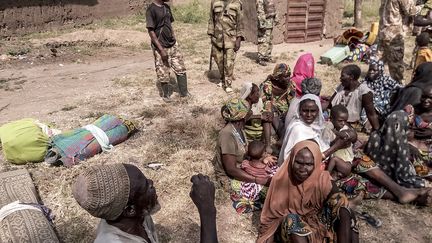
[221,98,250,122]
[301,77,322,96]
[272,63,291,78]
[364,59,402,116]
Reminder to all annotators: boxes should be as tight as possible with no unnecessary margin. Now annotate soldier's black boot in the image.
[176,74,191,97]
[257,57,267,66]
[161,83,172,103]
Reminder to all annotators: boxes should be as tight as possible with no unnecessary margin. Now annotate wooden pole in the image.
[354,0,363,28]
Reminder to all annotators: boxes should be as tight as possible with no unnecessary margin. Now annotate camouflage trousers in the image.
[257,27,273,60]
[152,42,186,84]
[212,44,236,87]
[380,35,405,83]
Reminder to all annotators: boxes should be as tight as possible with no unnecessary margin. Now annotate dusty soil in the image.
[0,7,432,243]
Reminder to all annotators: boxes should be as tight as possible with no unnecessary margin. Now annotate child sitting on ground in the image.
[230,140,278,213]
[241,140,278,180]
[323,105,357,180]
[415,32,432,70]
[323,105,387,201]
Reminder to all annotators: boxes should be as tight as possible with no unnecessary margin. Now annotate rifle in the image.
[209,45,214,71]
[222,35,226,86]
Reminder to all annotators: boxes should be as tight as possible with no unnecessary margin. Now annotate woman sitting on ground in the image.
[363,59,403,119]
[214,98,276,186]
[404,86,432,176]
[330,64,380,131]
[279,94,346,165]
[258,140,359,243]
[284,77,323,128]
[391,62,432,112]
[280,95,431,204]
[260,63,296,150]
[214,98,277,212]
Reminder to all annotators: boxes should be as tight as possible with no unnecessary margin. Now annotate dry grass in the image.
[0,1,431,242]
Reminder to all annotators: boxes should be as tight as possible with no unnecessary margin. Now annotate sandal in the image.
[356,211,382,228]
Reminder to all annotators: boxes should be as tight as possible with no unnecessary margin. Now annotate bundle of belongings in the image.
[0,169,59,243]
[45,114,137,166]
[0,118,61,165]
[0,115,136,166]
[320,23,379,65]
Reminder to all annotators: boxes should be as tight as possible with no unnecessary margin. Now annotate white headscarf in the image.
[240,82,264,115]
[278,94,329,165]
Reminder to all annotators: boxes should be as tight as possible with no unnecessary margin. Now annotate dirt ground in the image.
[1,3,432,243]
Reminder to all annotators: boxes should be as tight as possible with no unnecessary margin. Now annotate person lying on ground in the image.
[329,64,380,132]
[260,63,296,146]
[390,62,432,112]
[72,164,219,243]
[231,140,278,213]
[258,140,359,243]
[404,85,432,176]
[363,59,403,120]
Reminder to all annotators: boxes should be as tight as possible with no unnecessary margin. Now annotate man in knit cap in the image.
[73,164,218,243]
[73,163,159,243]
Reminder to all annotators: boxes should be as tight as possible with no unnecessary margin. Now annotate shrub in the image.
[172,0,208,24]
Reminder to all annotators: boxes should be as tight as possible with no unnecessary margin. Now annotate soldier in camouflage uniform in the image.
[256,0,276,66]
[378,0,416,83]
[414,0,432,33]
[208,0,245,93]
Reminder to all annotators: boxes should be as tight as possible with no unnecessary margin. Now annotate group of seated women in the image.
[213,54,432,242]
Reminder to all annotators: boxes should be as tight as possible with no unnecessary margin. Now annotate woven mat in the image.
[0,169,59,243]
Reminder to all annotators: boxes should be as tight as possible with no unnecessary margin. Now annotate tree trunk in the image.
[354,0,363,28]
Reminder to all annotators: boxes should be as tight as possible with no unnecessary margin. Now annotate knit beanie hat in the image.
[73,163,130,220]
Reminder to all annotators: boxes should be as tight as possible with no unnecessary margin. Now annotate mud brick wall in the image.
[0,0,151,36]
[323,0,344,38]
[243,0,287,44]
[243,0,343,44]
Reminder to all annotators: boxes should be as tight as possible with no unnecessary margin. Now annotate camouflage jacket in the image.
[256,0,276,29]
[419,0,432,15]
[208,0,245,49]
[379,0,416,41]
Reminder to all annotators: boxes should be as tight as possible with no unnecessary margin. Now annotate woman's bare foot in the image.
[397,188,421,204]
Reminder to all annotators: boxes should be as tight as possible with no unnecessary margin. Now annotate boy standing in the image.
[415,32,432,69]
[146,0,190,102]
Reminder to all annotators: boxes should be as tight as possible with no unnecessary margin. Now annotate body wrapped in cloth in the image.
[45,115,136,166]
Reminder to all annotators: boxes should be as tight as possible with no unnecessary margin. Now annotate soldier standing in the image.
[378,0,416,83]
[146,0,191,102]
[208,0,245,93]
[256,0,276,66]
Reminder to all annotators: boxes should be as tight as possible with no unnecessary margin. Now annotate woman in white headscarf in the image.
[278,96,432,206]
[279,94,346,165]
